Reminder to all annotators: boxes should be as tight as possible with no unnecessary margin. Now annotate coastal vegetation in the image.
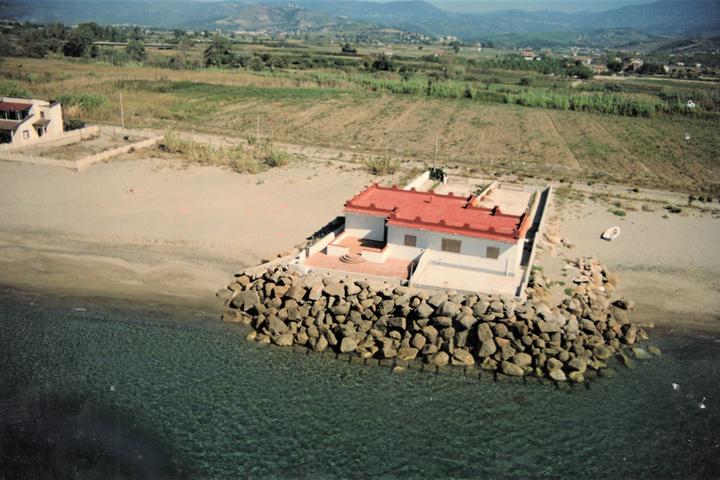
[158,131,293,173]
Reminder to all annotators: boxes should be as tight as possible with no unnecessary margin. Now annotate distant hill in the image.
[1,0,718,40]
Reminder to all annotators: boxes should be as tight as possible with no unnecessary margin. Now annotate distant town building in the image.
[0,97,64,147]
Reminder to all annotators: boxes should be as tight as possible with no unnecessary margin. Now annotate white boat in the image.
[601,226,621,241]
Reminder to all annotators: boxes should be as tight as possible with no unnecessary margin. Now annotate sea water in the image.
[1,288,718,479]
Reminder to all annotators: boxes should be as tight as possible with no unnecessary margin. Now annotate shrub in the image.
[57,92,109,111]
[611,209,627,216]
[63,118,86,131]
[364,157,397,175]
[263,149,290,168]
[0,80,30,97]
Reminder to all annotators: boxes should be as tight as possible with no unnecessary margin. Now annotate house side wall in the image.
[1,98,64,147]
[387,225,522,275]
[8,116,40,147]
[43,103,64,137]
[344,212,386,242]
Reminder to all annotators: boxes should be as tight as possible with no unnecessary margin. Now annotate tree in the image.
[126,39,147,62]
[341,42,357,54]
[203,35,234,67]
[565,62,593,79]
[63,28,96,58]
[20,30,50,58]
[370,53,395,72]
[606,60,623,73]
[519,77,532,86]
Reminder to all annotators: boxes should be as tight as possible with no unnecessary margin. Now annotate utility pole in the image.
[433,134,439,168]
[119,92,125,129]
[256,116,260,142]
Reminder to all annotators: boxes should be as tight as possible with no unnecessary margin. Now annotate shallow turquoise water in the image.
[1,288,719,479]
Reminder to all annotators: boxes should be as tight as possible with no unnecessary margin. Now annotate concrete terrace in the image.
[304,250,413,279]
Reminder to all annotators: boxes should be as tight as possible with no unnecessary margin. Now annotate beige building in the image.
[0,97,64,147]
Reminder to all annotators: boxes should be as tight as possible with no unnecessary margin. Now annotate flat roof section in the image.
[344,184,531,243]
[474,185,533,216]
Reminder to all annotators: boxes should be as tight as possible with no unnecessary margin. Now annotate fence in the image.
[0,126,100,152]
[0,132,163,171]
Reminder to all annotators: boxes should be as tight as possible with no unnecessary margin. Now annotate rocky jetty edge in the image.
[218,257,658,383]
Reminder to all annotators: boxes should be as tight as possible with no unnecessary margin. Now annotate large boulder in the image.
[430,351,449,367]
[414,302,435,319]
[568,357,587,374]
[477,323,494,343]
[388,317,407,330]
[273,332,294,346]
[313,335,329,352]
[501,361,524,377]
[437,301,461,317]
[457,314,477,330]
[397,347,419,361]
[323,280,345,297]
[428,292,448,308]
[268,316,289,334]
[549,369,567,382]
[422,325,439,344]
[512,352,533,368]
[451,348,475,366]
[339,337,358,353]
[285,286,306,302]
[472,300,490,317]
[231,290,260,312]
[478,340,497,357]
[546,357,563,371]
[411,333,427,350]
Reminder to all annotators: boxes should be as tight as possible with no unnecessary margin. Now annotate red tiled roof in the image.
[344,184,531,243]
[0,101,32,112]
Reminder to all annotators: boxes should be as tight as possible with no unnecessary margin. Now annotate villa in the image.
[0,97,64,147]
[301,179,545,297]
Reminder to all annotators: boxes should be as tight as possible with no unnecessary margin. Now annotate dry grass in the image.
[363,156,398,175]
[159,131,293,173]
[9,57,719,193]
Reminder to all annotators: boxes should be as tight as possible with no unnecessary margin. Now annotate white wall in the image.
[387,225,523,275]
[345,212,386,242]
[403,170,430,190]
[2,98,64,147]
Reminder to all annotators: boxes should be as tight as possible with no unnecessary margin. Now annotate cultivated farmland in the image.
[4,57,719,193]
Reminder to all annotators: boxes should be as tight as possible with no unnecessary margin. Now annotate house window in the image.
[40,111,45,119]
[441,238,461,253]
[486,246,500,259]
[22,130,29,139]
[404,234,417,247]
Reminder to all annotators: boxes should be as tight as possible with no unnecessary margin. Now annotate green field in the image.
[1,55,719,195]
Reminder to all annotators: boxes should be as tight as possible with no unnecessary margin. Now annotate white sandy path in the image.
[0,158,371,307]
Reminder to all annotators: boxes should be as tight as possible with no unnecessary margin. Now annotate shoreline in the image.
[1,158,719,334]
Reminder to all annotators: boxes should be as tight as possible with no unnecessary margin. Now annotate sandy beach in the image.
[0,158,371,309]
[538,189,720,332]
[1,154,719,330]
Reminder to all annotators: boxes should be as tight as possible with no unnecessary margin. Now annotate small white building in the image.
[0,97,64,147]
[304,182,539,296]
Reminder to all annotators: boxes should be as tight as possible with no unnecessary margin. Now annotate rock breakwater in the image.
[219,257,654,383]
